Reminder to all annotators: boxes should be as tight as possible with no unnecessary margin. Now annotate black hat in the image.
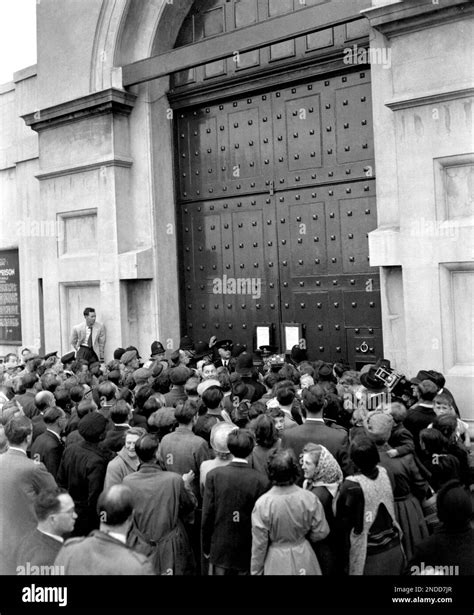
[215,339,233,351]
[61,351,75,365]
[231,343,246,358]
[78,413,107,442]
[179,335,194,352]
[113,347,126,361]
[437,480,472,527]
[235,352,254,377]
[290,345,307,364]
[410,369,433,385]
[150,341,165,357]
[360,367,386,391]
[194,340,211,360]
[318,362,335,381]
[169,365,192,385]
[170,350,180,366]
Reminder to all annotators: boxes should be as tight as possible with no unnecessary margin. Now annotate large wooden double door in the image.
[175,69,382,365]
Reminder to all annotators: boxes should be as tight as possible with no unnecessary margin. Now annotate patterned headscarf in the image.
[303,444,343,498]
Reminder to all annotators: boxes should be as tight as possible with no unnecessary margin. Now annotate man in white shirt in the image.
[16,488,77,572]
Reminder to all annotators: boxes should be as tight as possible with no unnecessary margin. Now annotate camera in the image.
[373,365,412,398]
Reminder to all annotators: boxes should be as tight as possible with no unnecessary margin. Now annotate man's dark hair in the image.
[41,373,59,394]
[419,427,449,454]
[34,488,68,521]
[432,414,457,442]
[278,364,300,385]
[5,415,32,445]
[43,407,65,425]
[35,392,54,413]
[350,437,380,475]
[22,373,38,389]
[71,359,88,375]
[77,399,96,419]
[253,414,278,448]
[151,371,171,395]
[134,385,153,411]
[54,388,71,411]
[98,381,116,402]
[276,385,295,407]
[231,402,250,428]
[174,399,198,425]
[69,385,85,404]
[267,448,299,486]
[184,377,200,396]
[216,372,231,393]
[227,428,254,458]
[110,400,130,424]
[98,485,134,526]
[202,386,223,410]
[83,307,96,317]
[142,397,162,419]
[302,384,326,415]
[134,433,159,462]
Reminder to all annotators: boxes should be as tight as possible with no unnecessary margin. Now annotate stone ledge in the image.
[363,0,473,37]
[22,88,137,132]
[35,156,133,180]
[386,86,474,111]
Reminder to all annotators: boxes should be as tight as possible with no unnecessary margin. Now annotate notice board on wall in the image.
[0,249,22,344]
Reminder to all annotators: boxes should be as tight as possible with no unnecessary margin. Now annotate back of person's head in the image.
[278,363,300,385]
[419,427,449,454]
[339,370,361,387]
[263,371,279,391]
[22,373,38,389]
[302,384,326,415]
[5,415,32,445]
[134,385,153,410]
[231,402,250,428]
[324,393,344,424]
[35,391,54,413]
[267,448,299,486]
[227,428,255,459]
[202,386,223,410]
[98,484,134,527]
[98,381,116,402]
[134,433,159,462]
[216,371,231,393]
[253,414,278,448]
[350,437,380,475]
[437,480,472,528]
[418,380,438,401]
[110,399,130,424]
[174,399,198,425]
[298,362,315,378]
[69,385,85,404]
[77,399,97,419]
[142,396,162,419]
[276,385,295,407]
[0,401,22,426]
[249,401,266,421]
[184,377,200,396]
[193,414,216,444]
[54,388,71,411]
[432,414,457,442]
[117,387,133,406]
[43,406,65,425]
[41,373,59,393]
[152,371,171,394]
[34,487,68,521]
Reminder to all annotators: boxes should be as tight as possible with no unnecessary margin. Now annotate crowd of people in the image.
[0,329,472,576]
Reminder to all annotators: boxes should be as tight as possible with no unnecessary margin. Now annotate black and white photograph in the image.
[0,0,472,612]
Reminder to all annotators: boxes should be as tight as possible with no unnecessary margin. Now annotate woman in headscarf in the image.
[251,448,329,575]
[301,443,343,575]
